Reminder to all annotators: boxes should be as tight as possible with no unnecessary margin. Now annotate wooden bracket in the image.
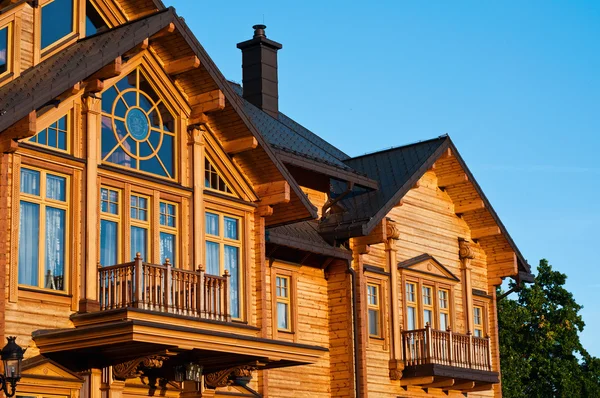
[150,23,175,40]
[438,173,468,188]
[123,38,149,60]
[400,376,434,387]
[455,199,484,214]
[189,89,225,114]
[223,136,258,155]
[188,113,209,128]
[0,111,37,152]
[256,180,290,206]
[164,55,200,76]
[471,226,501,240]
[57,82,83,101]
[83,79,104,94]
[89,57,122,81]
[256,205,273,217]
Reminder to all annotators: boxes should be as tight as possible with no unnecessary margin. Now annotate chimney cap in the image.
[253,24,267,38]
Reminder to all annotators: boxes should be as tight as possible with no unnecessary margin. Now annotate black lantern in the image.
[0,337,25,397]
[174,363,203,383]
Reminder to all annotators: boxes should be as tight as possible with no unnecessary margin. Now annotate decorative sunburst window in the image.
[101,67,176,179]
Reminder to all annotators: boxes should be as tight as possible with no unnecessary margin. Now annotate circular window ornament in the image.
[126,108,150,141]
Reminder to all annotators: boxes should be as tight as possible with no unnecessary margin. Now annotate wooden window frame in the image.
[29,111,71,153]
[17,164,71,294]
[158,199,178,264]
[402,273,455,331]
[364,271,390,350]
[204,156,235,196]
[270,264,298,341]
[0,5,22,85]
[275,274,292,332]
[473,299,489,337]
[438,287,451,331]
[99,185,122,266]
[36,0,85,61]
[367,282,382,338]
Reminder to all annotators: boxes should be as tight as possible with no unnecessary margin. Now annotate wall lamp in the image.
[0,337,26,397]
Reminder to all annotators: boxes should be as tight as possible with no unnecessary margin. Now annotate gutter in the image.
[346,259,360,398]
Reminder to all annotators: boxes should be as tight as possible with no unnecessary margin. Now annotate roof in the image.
[267,221,352,261]
[319,136,449,237]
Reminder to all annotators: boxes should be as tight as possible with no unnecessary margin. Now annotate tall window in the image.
[276,276,291,331]
[405,282,417,330]
[422,285,433,327]
[0,23,10,76]
[439,289,450,330]
[41,0,75,50]
[205,211,241,319]
[367,283,381,337]
[159,201,177,264]
[30,114,69,151]
[18,168,68,291]
[473,306,484,337]
[99,187,120,267]
[130,194,149,261]
[101,67,176,179]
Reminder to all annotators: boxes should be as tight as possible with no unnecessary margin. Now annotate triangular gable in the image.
[19,356,84,392]
[398,254,460,282]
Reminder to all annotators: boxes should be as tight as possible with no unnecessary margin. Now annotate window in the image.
[0,23,10,76]
[276,276,291,331]
[18,167,68,291]
[473,305,484,337]
[99,187,120,267]
[405,282,417,330]
[205,157,233,194]
[99,187,179,267]
[101,67,176,179]
[205,211,241,319]
[439,288,450,331]
[85,1,108,36]
[422,285,433,327]
[367,283,381,337]
[29,114,69,151]
[41,0,75,50]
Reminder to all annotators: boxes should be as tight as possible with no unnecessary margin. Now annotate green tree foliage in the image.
[498,259,600,397]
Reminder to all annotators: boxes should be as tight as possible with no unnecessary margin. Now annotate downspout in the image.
[346,258,360,398]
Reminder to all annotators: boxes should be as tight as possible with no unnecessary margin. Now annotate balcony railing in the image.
[402,324,492,371]
[98,254,231,322]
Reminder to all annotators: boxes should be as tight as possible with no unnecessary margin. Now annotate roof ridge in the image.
[347,135,449,162]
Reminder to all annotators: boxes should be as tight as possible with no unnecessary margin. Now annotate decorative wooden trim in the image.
[8,153,19,302]
[112,355,168,381]
[204,365,258,389]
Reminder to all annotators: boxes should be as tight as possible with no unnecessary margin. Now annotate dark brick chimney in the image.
[237,25,283,118]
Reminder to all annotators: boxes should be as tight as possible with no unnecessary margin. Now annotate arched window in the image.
[101,67,176,179]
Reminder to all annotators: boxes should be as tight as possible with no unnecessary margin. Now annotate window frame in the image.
[17,165,70,293]
[37,0,81,60]
[0,6,22,85]
[29,112,71,153]
[0,21,12,79]
[275,274,292,332]
[270,264,297,340]
[472,300,489,338]
[367,282,382,338]
[158,199,178,265]
[402,274,455,331]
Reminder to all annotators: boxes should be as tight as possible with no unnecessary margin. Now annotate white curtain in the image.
[100,220,118,266]
[18,202,39,286]
[44,207,65,290]
[205,241,219,275]
[225,245,239,319]
[160,232,175,265]
[130,226,147,261]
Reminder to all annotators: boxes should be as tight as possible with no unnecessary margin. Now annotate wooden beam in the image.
[190,89,225,114]
[222,136,258,155]
[455,199,484,214]
[90,57,122,80]
[256,180,290,206]
[151,22,175,39]
[164,55,200,76]
[84,79,104,94]
[471,226,501,239]
[188,113,209,127]
[488,251,516,263]
[123,38,149,59]
[57,82,83,100]
[438,173,468,188]
[394,199,404,208]
[0,111,37,152]
[463,383,491,392]
[400,376,435,387]
[412,180,421,189]
[442,148,453,158]
[423,379,455,388]
[256,205,273,217]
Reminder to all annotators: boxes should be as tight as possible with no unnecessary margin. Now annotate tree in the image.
[498,259,600,398]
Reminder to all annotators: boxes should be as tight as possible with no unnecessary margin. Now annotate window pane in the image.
[130,226,147,261]
[46,175,66,201]
[423,309,432,327]
[205,213,219,236]
[277,302,289,330]
[368,285,377,305]
[407,306,416,330]
[474,329,483,338]
[368,309,380,336]
[45,207,65,290]
[100,220,117,266]
[224,217,238,240]
[160,232,175,265]
[225,245,239,319]
[406,283,415,302]
[440,313,449,331]
[41,0,74,49]
[0,26,8,74]
[423,286,432,305]
[20,169,40,195]
[205,241,219,275]
[18,201,40,286]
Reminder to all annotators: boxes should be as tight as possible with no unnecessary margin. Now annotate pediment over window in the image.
[398,254,459,282]
[20,355,84,391]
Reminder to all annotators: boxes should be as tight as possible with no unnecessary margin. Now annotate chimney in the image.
[237,25,283,118]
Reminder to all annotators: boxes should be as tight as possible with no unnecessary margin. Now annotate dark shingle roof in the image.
[319,137,450,237]
[267,221,352,260]
[0,9,174,133]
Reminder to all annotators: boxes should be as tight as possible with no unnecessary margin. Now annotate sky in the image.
[165,0,600,355]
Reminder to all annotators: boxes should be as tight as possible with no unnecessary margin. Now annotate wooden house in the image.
[0,1,534,397]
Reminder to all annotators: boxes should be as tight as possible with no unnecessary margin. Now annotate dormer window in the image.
[85,0,108,36]
[41,0,75,50]
[0,24,8,76]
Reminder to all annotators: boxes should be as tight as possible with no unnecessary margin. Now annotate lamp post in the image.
[0,337,25,397]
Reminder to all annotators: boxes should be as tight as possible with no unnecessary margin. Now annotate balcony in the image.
[98,255,231,322]
[400,325,499,392]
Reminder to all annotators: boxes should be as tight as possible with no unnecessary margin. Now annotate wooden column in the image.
[459,239,475,333]
[188,127,206,270]
[87,369,103,398]
[80,96,101,312]
[351,242,370,398]
[385,222,403,380]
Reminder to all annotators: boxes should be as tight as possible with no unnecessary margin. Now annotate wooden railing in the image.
[402,324,492,371]
[98,254,231,322]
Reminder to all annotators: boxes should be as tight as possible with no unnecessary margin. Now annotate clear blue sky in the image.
[166,0,600,355]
